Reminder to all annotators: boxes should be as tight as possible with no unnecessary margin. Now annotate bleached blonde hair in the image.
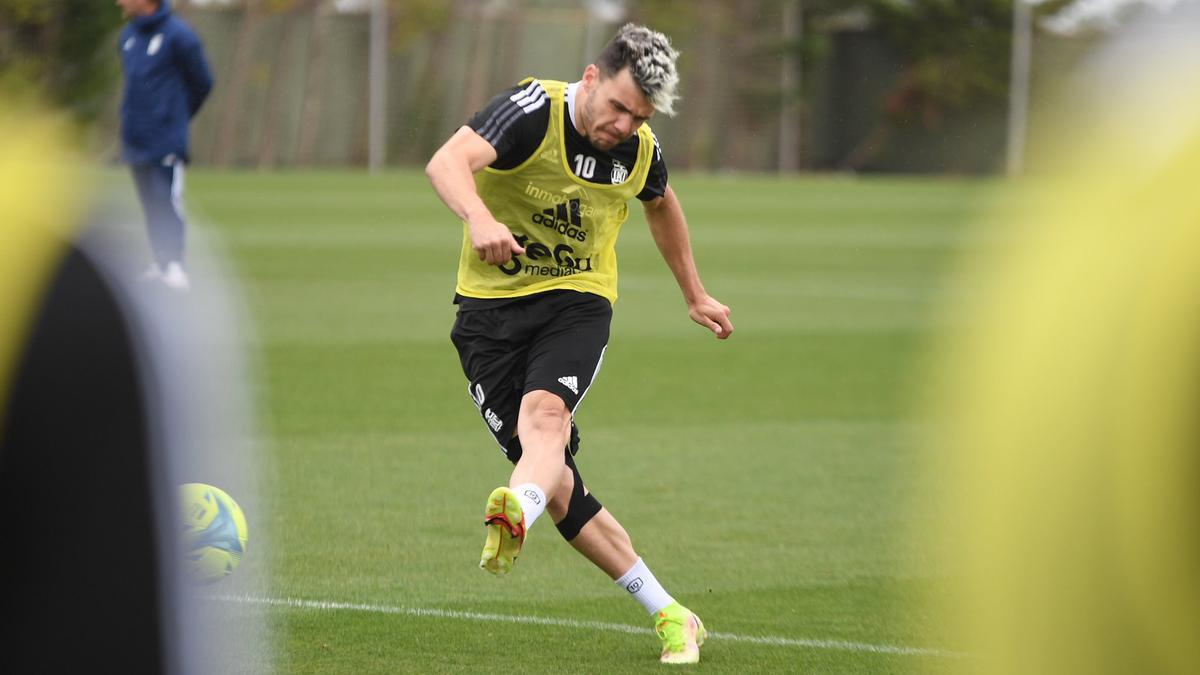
[596,23,681,117]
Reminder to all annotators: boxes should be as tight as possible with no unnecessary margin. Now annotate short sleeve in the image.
[467,80,551,171]
[636,132,669,201]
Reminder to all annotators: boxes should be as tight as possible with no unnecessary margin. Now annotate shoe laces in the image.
[484,512,525,538]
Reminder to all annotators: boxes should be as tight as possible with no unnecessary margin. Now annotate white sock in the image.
[512,483,547,528]
[615,557,675,615]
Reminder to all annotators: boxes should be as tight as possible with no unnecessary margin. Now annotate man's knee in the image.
[522,389,569,416]
[519,390,571,434]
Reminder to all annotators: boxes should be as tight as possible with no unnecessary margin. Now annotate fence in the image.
[172,1,1088,173]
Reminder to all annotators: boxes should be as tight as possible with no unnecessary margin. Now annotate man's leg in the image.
[131,162,186,270]
[546,464,635,577]
[480,291,612,573]
[510,389,571,504]
[450,302,534,574]
[547,458,707,664]
[130,161,188,289]
[130,165,163,273]
[478,389,571,574]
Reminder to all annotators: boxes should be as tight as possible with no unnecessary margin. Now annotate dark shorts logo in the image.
[625,577,644,593]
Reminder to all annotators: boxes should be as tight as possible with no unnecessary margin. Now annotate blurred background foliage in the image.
[2,0,1091,173]
[0,0,124,122]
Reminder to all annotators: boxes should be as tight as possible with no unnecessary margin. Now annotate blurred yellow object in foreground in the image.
[0,109,85,428]
[927,37,1200,675]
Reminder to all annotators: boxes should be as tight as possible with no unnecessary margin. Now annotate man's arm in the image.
[177,30,213,117]
[425,126,525,265]
[642,185,734,339]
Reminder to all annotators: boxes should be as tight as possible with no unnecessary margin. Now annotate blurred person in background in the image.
[426,23,733,666]
[117,0,212,291]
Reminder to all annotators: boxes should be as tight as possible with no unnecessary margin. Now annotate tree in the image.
[0,0,124,123]
[868,0,1015,130]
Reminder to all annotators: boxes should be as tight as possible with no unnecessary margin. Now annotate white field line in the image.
[208,594,966,659]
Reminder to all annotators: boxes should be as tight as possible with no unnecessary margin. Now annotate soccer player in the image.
[425,23,733,665]
[117,0,212,291]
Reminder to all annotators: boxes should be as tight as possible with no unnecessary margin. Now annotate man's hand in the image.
[642,187,733,340]
[468,217,525,265]
[688,294,734,339]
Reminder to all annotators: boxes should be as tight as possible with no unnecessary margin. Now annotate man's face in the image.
[117,0,158,19]
[577,65,656,151]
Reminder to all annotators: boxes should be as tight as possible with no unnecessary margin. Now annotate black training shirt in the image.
[466,80,668,202]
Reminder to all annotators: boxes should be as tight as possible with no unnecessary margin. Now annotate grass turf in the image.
[110,169,1004,673]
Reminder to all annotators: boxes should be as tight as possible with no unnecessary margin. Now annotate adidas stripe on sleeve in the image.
[467,80,551,170]
[636,131,668,202]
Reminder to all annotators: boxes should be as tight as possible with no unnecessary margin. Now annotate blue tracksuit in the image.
[119,0,212,266]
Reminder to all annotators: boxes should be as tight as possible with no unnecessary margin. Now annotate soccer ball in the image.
[179,483,249,584]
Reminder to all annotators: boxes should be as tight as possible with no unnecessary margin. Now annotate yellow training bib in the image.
[455,78,655,304]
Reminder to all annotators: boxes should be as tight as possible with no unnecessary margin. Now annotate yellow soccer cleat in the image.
[479,486,525,575]
[655,602,707,665]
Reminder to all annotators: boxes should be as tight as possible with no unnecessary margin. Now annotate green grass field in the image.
[139,170,1005,673]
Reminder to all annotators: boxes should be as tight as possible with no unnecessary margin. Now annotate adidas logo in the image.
[530,199,588,243]
[540,201,581,227]
[558,376,579,395]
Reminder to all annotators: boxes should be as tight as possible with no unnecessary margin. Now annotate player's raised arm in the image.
[425,126,525,265]
[642,185,734,339]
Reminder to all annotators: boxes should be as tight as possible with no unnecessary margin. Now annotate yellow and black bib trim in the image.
[455,78,655,304]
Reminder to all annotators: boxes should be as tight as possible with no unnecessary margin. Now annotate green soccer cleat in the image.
[655,602,707,665]
[479,486,526,575]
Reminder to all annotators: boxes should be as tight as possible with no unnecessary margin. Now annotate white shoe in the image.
[161,261,190,291]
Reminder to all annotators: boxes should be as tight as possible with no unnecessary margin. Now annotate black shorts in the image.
[450,290,611,463]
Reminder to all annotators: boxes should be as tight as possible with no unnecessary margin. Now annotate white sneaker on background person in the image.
[161,261,190,291]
